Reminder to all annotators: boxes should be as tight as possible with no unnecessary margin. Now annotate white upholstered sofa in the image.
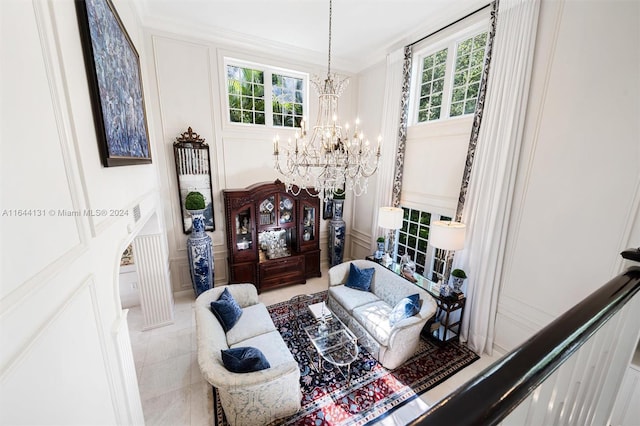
[327,260,438,369]
[194,284,301,426]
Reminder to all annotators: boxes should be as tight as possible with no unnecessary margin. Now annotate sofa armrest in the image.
[197,344,300,389]
[328,262,351,286]
[387,294,438,348]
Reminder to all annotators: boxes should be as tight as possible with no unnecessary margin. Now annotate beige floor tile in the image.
[141,386,191,426]
[190,381,214,426]
[139,352,193,400]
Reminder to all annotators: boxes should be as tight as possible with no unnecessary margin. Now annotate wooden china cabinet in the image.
[222,180,321,292]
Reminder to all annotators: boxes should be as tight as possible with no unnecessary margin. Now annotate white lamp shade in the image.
[429,220,466,250]
[378,207,403,230]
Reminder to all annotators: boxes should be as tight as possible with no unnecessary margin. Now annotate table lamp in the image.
[429,220,466,293]
[378,207,403,266]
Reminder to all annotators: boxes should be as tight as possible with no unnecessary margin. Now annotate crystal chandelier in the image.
[273,0,381,199]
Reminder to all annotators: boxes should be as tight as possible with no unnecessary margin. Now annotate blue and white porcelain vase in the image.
[329,199,345,267]
[187,209,214,297]
[451,276,466,293]
[375,240,385,260]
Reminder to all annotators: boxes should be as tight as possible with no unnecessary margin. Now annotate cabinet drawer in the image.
[259,255,305,290]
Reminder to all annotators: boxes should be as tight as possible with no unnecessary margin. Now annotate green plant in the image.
[451,269,467,279]
[185,191,205,210]
[333,188,346,200]
[376,237,385,243]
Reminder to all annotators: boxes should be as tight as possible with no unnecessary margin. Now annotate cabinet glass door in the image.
[235,208,253,251]
[259,196,276,227]
[302,205,316,242]
[279,195,294,225]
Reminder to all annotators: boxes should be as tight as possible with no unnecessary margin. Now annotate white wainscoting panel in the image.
[0,280,119,425]
[1,0,86,301]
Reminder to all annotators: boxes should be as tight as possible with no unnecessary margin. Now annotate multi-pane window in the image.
[397,207,431,275]
[415,30,488,123]
[395,207,451,281]
[226,61,306,128]
[227,66,265,125]
[272,74,304,128]
[417,48,447,122]
[450,32,488,117]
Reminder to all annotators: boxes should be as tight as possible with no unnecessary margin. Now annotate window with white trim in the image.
[395,206,451,281]
[272,74,304,127]
[225,60,307,128]
[412,26,488,124]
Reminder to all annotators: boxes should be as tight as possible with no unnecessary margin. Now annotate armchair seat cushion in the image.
[226,303,276,346]
[231,330,296,369]
[328,284,380,314]
[352,301,393,346]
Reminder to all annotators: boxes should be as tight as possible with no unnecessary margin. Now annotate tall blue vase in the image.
[329,199,345,267]
[187,209,214,297]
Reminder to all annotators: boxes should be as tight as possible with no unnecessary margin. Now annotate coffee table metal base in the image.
[303,313,359,384]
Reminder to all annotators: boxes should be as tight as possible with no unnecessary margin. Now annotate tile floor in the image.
[127,271,502,425]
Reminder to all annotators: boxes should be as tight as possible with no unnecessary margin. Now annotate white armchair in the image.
[327,260,437,369]
[195,284,301,425]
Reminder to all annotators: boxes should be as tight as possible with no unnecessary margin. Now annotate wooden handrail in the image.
[408,263,640,426]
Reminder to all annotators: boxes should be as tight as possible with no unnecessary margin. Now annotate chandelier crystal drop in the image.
[273,0,381,200]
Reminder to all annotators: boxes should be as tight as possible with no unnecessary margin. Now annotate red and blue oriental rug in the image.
[213,291,479,425]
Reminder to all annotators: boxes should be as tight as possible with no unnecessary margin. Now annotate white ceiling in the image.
[134,0,490,73]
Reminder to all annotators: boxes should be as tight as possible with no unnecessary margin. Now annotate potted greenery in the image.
[185,191,206,211]
[451,268,467,293]
[375,237,385,259]
[184,191,207,235]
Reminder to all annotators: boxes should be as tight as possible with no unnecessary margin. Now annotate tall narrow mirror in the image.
[174,127,215,233]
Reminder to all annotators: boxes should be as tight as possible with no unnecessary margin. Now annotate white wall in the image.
[493,0,640,352]
[348,59,388,260]
[1,0,167,423]
[143,30,359,291]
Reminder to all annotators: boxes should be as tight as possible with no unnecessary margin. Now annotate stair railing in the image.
[409,252,640,426]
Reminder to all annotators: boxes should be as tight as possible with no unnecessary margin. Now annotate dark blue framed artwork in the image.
[76,0,151,167]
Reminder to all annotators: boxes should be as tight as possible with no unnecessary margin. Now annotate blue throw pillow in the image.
[345,263,375,291]
[210,288,242,332]
[221,347,271,373]
[389,294,421,326]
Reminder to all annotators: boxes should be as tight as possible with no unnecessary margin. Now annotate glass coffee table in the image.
[303,304,359,382]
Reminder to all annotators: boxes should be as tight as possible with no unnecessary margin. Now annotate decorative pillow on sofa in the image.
[345,263,375,291]
[221,346,271,373]
[389,294,421,326]
[210,288,242,332]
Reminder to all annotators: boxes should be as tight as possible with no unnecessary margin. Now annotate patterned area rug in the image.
[213,291,479,425]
